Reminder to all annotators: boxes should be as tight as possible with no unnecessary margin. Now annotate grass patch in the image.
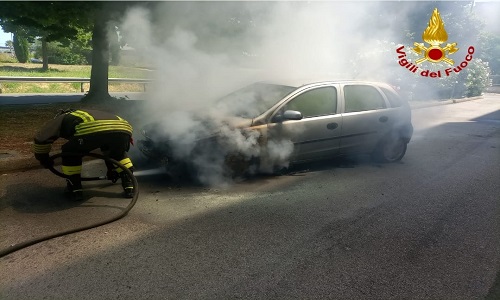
[0,82,84,93]
[0,63,90,77]
[0,63,150,77]
[0,62,152,93]
[0,53,17,63]
[0,82,145,93]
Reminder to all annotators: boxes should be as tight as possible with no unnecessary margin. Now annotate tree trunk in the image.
[42,37,48,71]
[82,7,111,102]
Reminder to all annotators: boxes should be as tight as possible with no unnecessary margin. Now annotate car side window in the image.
[380,87,402,108]
[344,85,387,113]
[284,87,337,118]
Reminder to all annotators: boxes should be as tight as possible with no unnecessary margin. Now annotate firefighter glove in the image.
[35,153,53,169]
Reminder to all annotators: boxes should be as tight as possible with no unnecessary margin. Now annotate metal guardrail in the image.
[0,76,152,93]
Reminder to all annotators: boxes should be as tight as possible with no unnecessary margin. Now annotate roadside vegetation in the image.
[0,57,151,93]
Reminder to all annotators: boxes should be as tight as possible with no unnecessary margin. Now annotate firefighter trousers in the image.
[60,132,133,177]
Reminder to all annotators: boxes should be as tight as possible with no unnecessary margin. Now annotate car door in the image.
[340,84,393,154]
[267,85,342,162]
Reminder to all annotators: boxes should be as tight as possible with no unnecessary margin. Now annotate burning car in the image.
[138,80,413,180]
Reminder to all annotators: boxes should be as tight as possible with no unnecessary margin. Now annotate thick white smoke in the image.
[118,2,414,185]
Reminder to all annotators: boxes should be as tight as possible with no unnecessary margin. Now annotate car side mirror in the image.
[272,110,303,123]
[283,110,303,120]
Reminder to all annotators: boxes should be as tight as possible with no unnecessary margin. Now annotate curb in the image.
[409,95,483,110]
[0,95,486,174]
[0,154,41,174]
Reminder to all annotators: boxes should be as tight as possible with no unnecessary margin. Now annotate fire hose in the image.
[0,152,139,258]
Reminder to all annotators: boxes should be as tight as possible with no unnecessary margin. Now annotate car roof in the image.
[258,78,393,89]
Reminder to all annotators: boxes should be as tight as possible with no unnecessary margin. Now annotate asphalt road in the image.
[0,95,499,299]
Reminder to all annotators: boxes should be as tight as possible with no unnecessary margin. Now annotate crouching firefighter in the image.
[33,108,135,201]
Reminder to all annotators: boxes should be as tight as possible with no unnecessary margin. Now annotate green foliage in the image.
[465,58,491,97]
[478,33,500,75]
[12,33,29,63]
[34,35,92,65]
[48,43,86,65]
[0,2,95,42]
[401,59,490,100]
[0,1,96,69]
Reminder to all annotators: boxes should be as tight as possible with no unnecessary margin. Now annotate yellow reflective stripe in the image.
[74,120,133,136]
[75,120,132,129]
[62,165,82,176]
[76,124,133,133]
[74,125,133,136]
[117,116,124,121]
[70,110,95,122]
[76,120,132,130]
[115,158,133,173]
[32,143,52,153]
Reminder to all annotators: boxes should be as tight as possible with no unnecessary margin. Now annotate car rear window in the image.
[344,85,387,112]
[380,87,402,108]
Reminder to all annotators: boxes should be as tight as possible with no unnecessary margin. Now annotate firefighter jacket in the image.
[33,109,133,155]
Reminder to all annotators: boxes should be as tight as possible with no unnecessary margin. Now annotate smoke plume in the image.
[117,1,445,185]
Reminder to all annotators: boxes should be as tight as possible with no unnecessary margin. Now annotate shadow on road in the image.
[1,181,127,214]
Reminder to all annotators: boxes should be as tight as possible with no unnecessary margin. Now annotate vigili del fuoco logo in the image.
[396,8,475,78]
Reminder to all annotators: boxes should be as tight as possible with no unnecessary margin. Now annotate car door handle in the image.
[326,123,338,130]
[379,116,388,123]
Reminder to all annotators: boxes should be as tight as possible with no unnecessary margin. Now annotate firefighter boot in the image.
[120,170,134,198]
[65,175,83,201]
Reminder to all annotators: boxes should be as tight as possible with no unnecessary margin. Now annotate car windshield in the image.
[214,83,296,118]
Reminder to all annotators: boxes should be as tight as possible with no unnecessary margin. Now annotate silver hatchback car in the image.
[138,80,413,175]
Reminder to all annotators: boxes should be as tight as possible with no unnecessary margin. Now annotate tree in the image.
[478,33,500,75]
[84,2,146,102]
[86,5,111,101]
[0,1,141,102]
[12,31,29,63]
[0,2,93,70]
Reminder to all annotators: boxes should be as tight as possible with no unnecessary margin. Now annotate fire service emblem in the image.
[413,8,458,65]
[395,8,475,78]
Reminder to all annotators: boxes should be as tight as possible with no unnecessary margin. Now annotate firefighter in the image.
[33,108,135,201]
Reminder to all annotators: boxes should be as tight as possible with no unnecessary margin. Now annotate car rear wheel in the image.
[373,136,407,163]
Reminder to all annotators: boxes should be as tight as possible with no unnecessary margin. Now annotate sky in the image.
[0,30,12,47]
